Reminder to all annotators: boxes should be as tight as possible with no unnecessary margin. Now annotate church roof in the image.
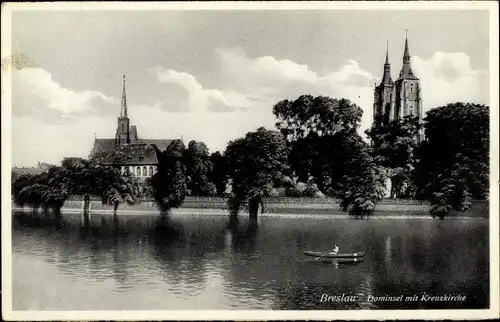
[137,139,173,152]
[101,143,161,166]
[90,138,116,158]
[90,138,174,160]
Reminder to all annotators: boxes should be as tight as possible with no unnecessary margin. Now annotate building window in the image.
[410,84,414,92]
[137,166,141,176]
[143,167,147,177]
[122,123,124,131]
[149,166,153,176]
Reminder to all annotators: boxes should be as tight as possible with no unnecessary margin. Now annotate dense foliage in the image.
[413,103,489,218]
[225,127,289,216]
[273,95,363,141]
[209,151,229,196]
[336,133,387,216]
[365,116,422,198]
[150,139,189,212]
[183,141,217,196]
[273,94,386,216]
[12,159,139,214]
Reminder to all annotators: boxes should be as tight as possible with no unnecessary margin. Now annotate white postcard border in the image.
[1,1,499,320]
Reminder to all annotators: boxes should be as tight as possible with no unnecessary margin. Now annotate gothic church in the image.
[90,76,174,178]
[373,35,424,143]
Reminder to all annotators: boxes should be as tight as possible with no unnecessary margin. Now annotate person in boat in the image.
[330,245,339,255]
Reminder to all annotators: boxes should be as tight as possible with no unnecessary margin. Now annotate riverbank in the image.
[11,197,489,219]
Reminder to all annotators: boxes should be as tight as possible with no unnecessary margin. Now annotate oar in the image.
[314,251,331,261]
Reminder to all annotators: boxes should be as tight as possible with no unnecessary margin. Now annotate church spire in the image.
[385,40,389,64]
[381,41,393,85]
[120,75,128,117]
[399,30,415,78]
[403,30,410,61]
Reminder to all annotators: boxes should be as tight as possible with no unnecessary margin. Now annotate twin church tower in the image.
[373,34,423,143]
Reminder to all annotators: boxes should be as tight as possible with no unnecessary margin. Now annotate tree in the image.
[12,173,39,205]
[16,183,47,213]
[225,127,289,217]
[273,95,363,141]
[365,115,422,198]
[183,140,216,196]
[12,156,143,216]
[100,170,140,213]
[273,95,366,193]
[333,132,387,217]
[413,102,489,218]
[150,139,188,212]
[13,166,71,215]
[209,151,229,196]
[271,94,387,216]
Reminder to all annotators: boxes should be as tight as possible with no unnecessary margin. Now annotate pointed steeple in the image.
[399,30,415,78]
[403,30,410,61]
[385,41,389,64]
[120,75,128,117]
[381,41,393,85]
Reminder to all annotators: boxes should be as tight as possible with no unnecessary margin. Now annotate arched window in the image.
[149,166,153,176]
[143,166,147,177]
[410,84,414,92]
[137,166,141,176]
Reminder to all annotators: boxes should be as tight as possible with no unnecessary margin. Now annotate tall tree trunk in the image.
[83,195,91,213]
[248,197,258,218]
[390,177,397,199]
[53,206,62,219]
[248,195,263,219]
[113,202,119,214]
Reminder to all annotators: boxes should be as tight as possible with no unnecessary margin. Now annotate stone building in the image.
[372,35,424,143]
[90,76,174,178]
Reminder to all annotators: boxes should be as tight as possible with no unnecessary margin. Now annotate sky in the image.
[7,6,491,166]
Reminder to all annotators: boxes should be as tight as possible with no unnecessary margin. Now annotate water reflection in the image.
[226,216,260,254]
[12,211,489,310]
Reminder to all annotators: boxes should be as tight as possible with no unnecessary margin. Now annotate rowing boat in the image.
[303,251,365,258]
[318,257,364,264]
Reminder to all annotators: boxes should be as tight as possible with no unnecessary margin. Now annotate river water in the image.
[11,210,489,310]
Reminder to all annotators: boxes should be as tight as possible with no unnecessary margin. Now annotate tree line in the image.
[12,96,489,219]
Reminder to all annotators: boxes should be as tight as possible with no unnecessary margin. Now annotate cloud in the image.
[11,115,115,167]
[148,66,251,113]
[217,48,319,85]
[12,67,117,123]
[217,49,377,135]
[11,49,488,166]
[412,52,489,111]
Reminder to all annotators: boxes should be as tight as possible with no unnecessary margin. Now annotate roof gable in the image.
[102,143,160,165]
[138,139,173,152]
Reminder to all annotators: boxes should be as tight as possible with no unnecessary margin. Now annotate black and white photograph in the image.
[1,1,498,320]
